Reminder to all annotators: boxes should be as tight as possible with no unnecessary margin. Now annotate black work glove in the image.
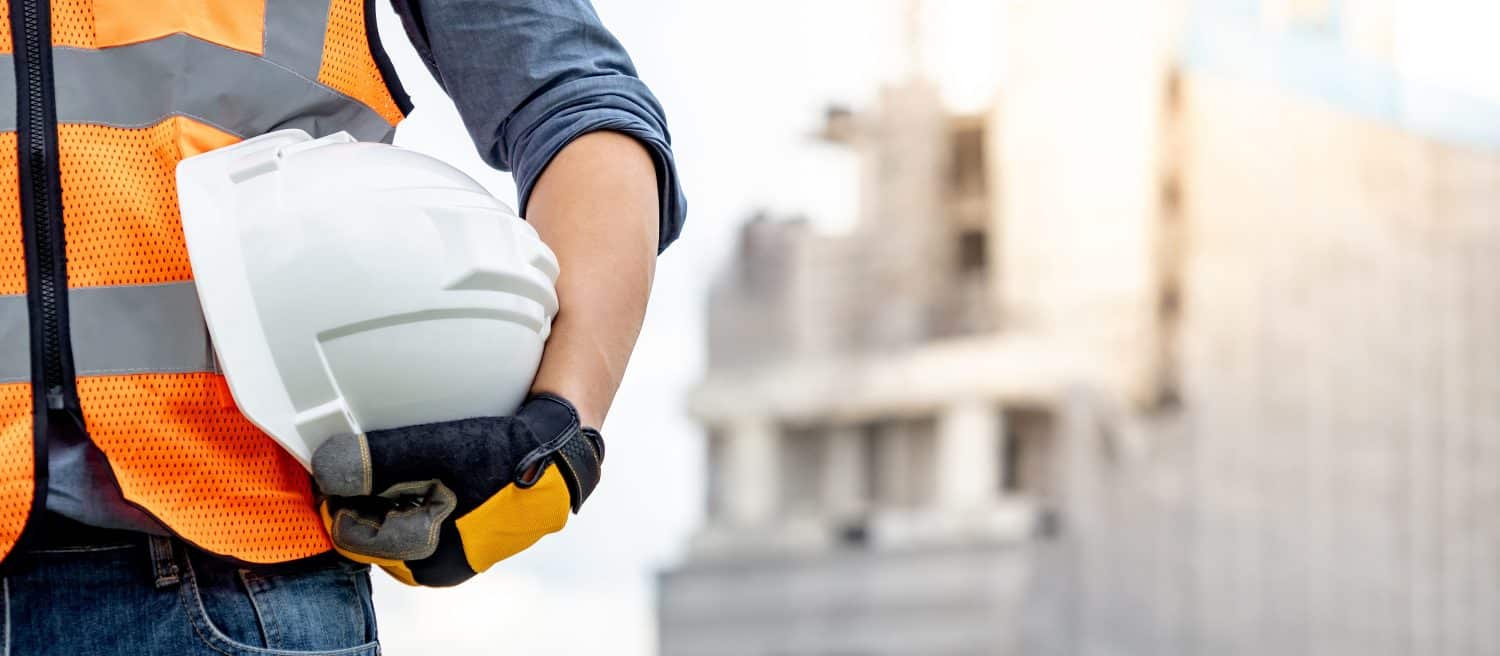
[312,393,604,587]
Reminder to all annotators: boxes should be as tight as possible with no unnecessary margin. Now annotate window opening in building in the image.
[957,229,988,274]
[948,122,987,197]
[1002,408,1057,498]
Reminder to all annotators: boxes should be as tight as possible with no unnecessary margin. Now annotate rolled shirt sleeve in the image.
[392,0,686,251]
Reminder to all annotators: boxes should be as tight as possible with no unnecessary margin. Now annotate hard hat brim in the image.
[177,130,339,467]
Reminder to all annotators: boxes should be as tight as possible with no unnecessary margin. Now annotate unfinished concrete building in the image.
[659,57,1068,656]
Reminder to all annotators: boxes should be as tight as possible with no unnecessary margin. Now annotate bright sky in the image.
[368,2,1500,654]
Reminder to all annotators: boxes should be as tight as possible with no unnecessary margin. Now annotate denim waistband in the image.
[25,512,180,587]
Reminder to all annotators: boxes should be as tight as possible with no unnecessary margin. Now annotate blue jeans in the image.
[2,514,380,655]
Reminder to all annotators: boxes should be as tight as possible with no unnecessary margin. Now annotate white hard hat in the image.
[177,130,559,467]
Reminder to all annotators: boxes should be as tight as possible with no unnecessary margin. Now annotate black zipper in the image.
[9,0,75,556]
[14,0,72,409]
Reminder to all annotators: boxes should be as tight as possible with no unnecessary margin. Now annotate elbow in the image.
[500,75,686,253]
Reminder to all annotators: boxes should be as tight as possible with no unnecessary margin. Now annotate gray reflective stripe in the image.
[0,35,394,141]
[0,297,26,384]
[0,282,214,384]
[264,0,334,77]
[0,64,13,137]
[69,282,215,378]
[51,35,394,141]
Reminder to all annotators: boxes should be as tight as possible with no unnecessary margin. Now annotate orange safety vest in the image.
[0,0,408,564]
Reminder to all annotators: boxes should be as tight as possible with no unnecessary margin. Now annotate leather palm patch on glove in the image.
[312,393,604,587]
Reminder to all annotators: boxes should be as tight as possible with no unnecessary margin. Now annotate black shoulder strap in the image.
[385,0,445,95]
[366,0,416,114]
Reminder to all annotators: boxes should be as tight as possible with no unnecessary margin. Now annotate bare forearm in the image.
[525,131,660,429]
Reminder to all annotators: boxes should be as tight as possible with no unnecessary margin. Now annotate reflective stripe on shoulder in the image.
[0,282,215,383]
[0,34,393,141]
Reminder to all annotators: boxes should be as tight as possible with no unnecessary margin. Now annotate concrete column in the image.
[821,426,867,516]
[935,400,1003,508]
[723,417,778,525]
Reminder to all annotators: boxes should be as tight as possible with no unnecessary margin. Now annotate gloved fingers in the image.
[321,480,479,588]
[363,465,572,588]
[308,394,604,589]
[319,505,420,587]
[319,466,573,588]
[312,418,521,500]
[322,480,457,562]
[313,396,603,507]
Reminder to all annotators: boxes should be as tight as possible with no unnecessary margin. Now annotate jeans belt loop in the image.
[147,535,180,589]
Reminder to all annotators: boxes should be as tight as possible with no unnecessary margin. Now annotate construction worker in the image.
[0,1,682,654]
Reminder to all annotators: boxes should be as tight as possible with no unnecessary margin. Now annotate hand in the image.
[312,393,604,587]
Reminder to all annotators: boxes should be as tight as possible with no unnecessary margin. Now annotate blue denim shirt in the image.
[48,0,685,534]
[391,0,686,251]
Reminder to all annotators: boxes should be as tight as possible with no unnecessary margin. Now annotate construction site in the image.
[658,1,1500,654]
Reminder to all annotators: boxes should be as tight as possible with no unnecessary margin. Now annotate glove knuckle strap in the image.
[513,394,605,512]
[556,428,604,512]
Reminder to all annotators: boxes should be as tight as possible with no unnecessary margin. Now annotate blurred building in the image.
[1014,1,1500,655]
[661,0,1500,655]
[661,77,1047,655]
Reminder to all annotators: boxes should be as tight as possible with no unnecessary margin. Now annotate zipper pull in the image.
[45,386,88,432]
